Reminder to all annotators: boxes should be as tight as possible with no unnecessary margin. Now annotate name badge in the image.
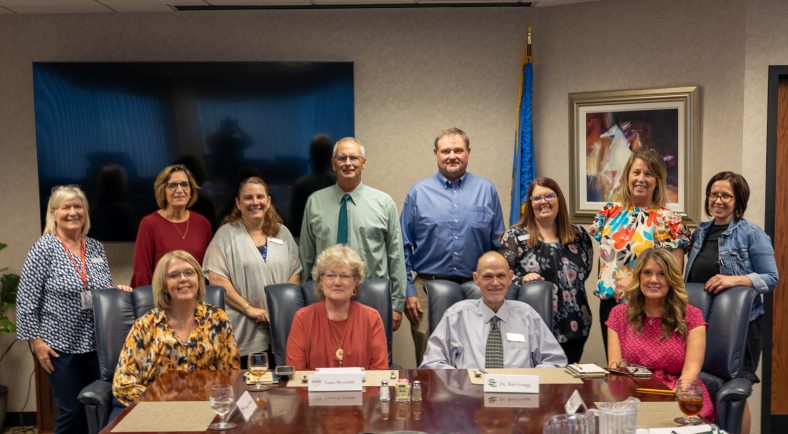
[80,291,93,310]
[90,257,104,264]
[483,374,539,394]
[268,237,284,245]
[308,372,363,392]
[506,333,525,342]
[484,393,539,408]
[236,391,256,421]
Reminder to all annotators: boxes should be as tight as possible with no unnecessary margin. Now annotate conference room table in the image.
[101,368,676,434]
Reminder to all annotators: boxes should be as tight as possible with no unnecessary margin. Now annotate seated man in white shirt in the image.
[420,251,567,369]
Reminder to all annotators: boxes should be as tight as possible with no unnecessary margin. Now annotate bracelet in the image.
[242,302,251,312]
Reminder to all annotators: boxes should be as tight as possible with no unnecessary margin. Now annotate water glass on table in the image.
[674,378,704,426]
[598,396,639,434]
[209,384,236,431]
[542,412,596,434]
[248,352,270,391]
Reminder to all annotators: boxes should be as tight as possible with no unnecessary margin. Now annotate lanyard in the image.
[55,234,88,289]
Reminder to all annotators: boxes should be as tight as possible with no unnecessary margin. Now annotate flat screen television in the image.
[33,61,354,241]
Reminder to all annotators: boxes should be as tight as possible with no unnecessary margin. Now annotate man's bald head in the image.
[473,251,513,312]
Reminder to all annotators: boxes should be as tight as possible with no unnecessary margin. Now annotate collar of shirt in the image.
[332,183,363,204]
[435,172,467,190]
[152,302,208,326]
[477,299,511,325]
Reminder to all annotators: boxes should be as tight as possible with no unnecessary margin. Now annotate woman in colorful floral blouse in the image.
[590,148,690,353]
[499,177,593,363]
[113,250,239,408]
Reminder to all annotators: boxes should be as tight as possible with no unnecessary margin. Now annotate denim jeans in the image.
[49,351,99,434]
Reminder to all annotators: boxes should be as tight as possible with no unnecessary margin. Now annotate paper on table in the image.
[595,401,685,429]
[468,368,583,385]
[645,425,715,434]
[287,369,399,387]
[245,370,276,385]
[111,401,216,432]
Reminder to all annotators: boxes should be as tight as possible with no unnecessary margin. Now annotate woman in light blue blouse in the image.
[685,171,778,434]
[16,185,131,434]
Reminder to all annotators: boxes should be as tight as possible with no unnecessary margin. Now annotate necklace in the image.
[326,303,353,367]
[172,218,190,240]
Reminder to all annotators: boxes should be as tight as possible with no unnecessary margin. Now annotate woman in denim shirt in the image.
[685,171,778,434]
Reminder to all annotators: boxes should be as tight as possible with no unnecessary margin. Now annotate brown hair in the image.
[153,164,199,210]
[613,148,668,207]
[510,177,576,247]
[623,248,689,339]
[222,176,282,237]
[704,171,749,219]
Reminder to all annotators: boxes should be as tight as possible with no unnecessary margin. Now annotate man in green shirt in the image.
[299,137,406,330]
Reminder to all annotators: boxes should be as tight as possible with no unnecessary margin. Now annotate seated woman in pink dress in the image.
[286,245,388,370]
[606,248,714,422]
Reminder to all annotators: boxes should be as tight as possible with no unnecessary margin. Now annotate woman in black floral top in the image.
[500,177,593,363]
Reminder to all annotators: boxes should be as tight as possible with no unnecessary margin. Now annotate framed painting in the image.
[569,86,700,224]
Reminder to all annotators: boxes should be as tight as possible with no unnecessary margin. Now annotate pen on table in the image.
[635,387,675,395]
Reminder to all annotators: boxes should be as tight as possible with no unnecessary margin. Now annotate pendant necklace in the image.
[172,217,190,240]
[327,303,353,367]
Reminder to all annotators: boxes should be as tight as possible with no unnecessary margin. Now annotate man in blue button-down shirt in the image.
[400,128,505,365]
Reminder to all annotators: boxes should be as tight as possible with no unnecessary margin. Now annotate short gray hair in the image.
[332,137,366,159]
[312,244,366,298]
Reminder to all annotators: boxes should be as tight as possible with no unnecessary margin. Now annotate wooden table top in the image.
[101,369,675,434]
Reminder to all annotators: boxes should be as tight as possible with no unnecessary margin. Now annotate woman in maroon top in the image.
[131,164,213,287]
[286,245,388,370]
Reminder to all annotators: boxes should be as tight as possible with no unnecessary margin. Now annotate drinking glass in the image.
[209,384,236,430]
[674,379,704,425]
[248,352,270,391]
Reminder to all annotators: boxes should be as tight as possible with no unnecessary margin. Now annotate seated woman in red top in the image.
[606,248,714,422]
[286,244,388,369]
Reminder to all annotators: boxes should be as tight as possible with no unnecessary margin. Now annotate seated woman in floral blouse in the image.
[113,250,240,408]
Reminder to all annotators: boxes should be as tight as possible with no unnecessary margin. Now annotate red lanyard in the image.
[55,234,88,289]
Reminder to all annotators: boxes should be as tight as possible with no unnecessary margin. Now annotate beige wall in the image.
[0,1,782,431]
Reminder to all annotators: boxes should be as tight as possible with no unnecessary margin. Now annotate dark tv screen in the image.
[33,62,354,241]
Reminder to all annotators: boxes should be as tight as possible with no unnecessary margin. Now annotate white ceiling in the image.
[0,0,595,14]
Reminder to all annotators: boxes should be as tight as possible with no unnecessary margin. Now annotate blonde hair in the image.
[153,164,199,210]
[614,148,668,207]
[312,245,366,298]
[43,185,91,236]
[623,248,689,339]
[151,250,206,310]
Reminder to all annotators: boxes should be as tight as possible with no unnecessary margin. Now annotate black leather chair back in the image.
[355,278,393,366]
[132,285,226,318]
[515,281,554,330]
[92,289,136,382]
[265,283,309,367]
[685,282,713,320]
[300,280,322,306]
[424,280,465,334]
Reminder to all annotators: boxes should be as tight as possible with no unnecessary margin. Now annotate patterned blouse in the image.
[500,225,593,343]
[16,234,115,353]
[589,203,690,299]
[112,302,240,406]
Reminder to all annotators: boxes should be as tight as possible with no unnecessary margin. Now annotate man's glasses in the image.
[334,155,364,164]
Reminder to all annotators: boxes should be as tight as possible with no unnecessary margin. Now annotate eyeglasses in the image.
[323,272,355,282]
[334,154,364,164]
[530,193,557,203]
[166,269,197,280]
[709,193,734,203]
[166,182,191,191]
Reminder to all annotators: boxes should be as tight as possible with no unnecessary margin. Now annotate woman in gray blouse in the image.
[203,176,301,366]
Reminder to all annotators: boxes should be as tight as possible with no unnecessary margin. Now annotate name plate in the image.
[482,374,539,394]
[235,391,257,421]
[308,372,364,391]
[308,391,363,406]
[483,393,539,408]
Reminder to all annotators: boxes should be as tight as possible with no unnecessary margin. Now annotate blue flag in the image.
[509,57,535,225]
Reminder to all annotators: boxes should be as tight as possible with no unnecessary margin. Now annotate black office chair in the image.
[78,285,225,434]
[685,283,756,434]
[425,280,546,334]
[514,280,554,330]
[354,278,393,366]
[265,283,309,367]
